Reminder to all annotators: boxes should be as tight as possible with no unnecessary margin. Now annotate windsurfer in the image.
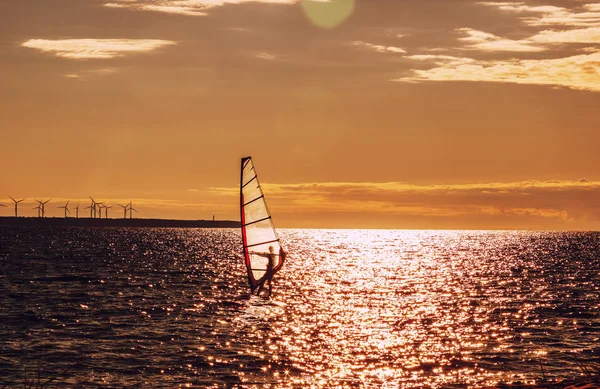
[251,246,286,297]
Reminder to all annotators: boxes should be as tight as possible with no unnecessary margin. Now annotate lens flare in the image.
[301,0,355,29]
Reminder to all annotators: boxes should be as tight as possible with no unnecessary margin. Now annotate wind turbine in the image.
[33,204,42,217]
[117,204,128,219]
[58,200,71,218]
[75,204,80,218]
[9,196,25,217]
[88,197,97,218]
[104,205,112,219]
[128,201,137,219]
[37,199,51,218]
[96,203,104,219]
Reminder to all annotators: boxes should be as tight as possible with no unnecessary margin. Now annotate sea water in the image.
[1,227,599,387]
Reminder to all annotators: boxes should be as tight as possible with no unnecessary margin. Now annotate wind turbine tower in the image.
[88,197,97,218]
[128,201,137,219]
[35,200,43,217]
[38,199,51,218]
[9,196,25,217]
[118,204,128,219]
[75,204,80,218]
[58,200,71,218]
[104,205,112,219]
[96,203,104,219]
[35,200,51,218]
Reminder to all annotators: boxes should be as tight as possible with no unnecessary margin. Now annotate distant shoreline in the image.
[0,217,240,228]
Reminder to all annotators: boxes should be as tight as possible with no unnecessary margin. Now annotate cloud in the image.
[105,2,208,15]
[63,67,120,80]
[212,179,600,226]
[406,55,475,66]
[529,27,600,43]
[22,39,176,59]
[451,25,600,55]
[353,41,407,54]
[586,4,600,12]
[394,3,600,90]
[104,0,301,16]
[255,52,277,60]
[478,2,600,27]
[345,3,599,91]
[455,25,600,53]
[395,51,600,92]
[452,25,600,52]
[457,28,546,52]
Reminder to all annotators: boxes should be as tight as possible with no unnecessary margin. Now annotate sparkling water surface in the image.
[1,227,599,388]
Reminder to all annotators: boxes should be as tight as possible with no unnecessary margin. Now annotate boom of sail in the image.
[240,156,285,292]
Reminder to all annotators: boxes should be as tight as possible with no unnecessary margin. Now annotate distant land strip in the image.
[0,217,241,228]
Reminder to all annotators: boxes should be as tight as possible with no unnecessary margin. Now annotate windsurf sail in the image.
[240,156,285,292]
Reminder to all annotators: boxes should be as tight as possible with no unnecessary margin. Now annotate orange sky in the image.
[1,0,599,229]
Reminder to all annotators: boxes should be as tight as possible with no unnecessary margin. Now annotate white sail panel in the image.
[240,157,285,291]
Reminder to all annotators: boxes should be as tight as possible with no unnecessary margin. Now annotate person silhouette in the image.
[251,246,285,297]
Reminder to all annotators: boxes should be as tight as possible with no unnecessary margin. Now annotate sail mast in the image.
[240,156,253,291]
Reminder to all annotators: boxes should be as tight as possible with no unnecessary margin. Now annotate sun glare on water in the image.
[267,229,590,387]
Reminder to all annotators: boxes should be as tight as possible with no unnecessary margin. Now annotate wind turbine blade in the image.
[9,196,16,202]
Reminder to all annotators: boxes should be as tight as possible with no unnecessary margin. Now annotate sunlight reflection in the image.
[265,229,569,387]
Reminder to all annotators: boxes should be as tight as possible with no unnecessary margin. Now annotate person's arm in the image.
[249,251,269,258]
